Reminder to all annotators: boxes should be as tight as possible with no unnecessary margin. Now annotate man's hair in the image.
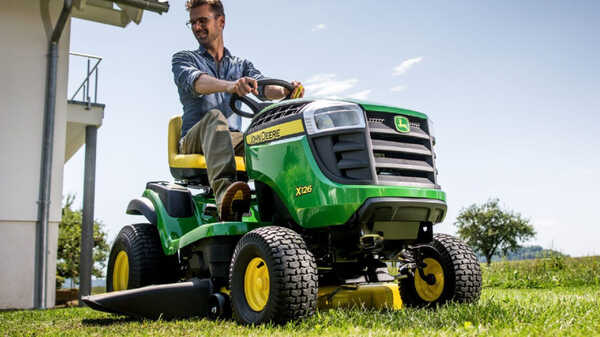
[185,0,225,17]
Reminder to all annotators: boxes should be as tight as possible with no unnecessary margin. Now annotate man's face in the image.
[189,4,224,46]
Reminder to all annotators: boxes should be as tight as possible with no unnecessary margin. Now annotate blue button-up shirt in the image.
[172,46,264,137]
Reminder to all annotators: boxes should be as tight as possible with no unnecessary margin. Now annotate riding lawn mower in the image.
[83,79,482,325]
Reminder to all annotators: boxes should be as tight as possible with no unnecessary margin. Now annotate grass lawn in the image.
[4,256,599,336]
[2,286,599,337]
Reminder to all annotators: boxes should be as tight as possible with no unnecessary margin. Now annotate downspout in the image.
[35,0,73,310]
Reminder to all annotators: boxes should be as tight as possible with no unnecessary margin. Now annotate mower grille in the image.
[247,103,308,131]
[366,111,437,188]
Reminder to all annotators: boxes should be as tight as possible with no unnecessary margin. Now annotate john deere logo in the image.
[394,116,410,133]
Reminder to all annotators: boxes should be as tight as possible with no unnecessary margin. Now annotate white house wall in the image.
[0,0,71,309]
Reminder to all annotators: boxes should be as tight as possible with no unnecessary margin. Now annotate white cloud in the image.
[304,74,358,96]
[304,73,336,84]
[390,85,406,92]
[392,57,423,76]
[314,79,358,96]
[312,23,327,32]
[347,89,372,100]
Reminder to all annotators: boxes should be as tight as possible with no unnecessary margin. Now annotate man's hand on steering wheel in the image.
[229,79,300,118]
[287,81,305,99]
[228,77,259,96]
[263,80,304,100]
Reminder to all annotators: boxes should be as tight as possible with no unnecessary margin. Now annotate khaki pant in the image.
[180,109,244,211]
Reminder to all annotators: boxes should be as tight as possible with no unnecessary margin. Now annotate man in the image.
[172,0,303,221]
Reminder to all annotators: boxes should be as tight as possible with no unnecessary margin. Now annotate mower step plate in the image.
[82,278,213,319]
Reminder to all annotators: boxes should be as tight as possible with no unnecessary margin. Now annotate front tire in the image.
[400,233,481,307]
[106,224,178,292]
[229,226,318,325]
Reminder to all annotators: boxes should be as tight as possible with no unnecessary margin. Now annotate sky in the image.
[64,0,600,257]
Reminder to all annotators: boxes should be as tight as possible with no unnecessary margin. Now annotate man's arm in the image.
[192,74,231,95]
[264,85,286,100]
[172,51,206,96]
[194,74,303,99]
[193,73,304,100]
[172,52,258,97]
[194,74,259,96]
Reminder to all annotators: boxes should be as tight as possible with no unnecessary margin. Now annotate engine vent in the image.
[366,111,437,187]
[247,102,308,132]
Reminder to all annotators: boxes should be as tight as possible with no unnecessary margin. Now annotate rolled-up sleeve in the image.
[242,60,264,80]
[172,51,207,96]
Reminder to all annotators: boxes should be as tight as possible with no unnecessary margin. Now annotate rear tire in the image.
[106,223,179,292]
[400,233,481,307]
[229,226,318,325]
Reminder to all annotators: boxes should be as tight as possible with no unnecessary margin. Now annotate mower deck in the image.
[318,283,402,310]
[82,278,213,319]
[82,280,402,320]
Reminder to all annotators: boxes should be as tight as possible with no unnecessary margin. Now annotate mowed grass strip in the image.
[482,255,600,289]
[2,287,599,337]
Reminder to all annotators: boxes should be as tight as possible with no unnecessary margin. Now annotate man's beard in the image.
[195,29,214,45]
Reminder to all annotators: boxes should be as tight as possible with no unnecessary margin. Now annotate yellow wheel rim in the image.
[113,251,129,291]
[414,257,445,302]
[244,257,270,311]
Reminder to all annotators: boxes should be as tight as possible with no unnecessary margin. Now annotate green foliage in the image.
[482,255,600,289]
[56,195,109,289]
[2,287,599,336]
[455,198,536,265]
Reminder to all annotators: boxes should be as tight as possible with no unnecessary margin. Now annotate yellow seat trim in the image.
[168,116,246,171]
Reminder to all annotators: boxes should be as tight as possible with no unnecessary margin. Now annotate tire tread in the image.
[229,226,318,324]
[107,223,178,291]
[433,233,482,303]
[399,233,481,306]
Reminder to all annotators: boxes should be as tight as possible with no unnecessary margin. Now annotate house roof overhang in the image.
[71,0,169,27]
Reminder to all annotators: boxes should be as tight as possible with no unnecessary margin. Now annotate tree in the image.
[455,198,536,265]
[56,195,109,288]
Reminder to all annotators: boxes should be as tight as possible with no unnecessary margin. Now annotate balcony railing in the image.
[69,52,102,109]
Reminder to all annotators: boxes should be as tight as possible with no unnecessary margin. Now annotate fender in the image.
[126,197,157,225]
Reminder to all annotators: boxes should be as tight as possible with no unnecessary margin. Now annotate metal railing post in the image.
[69,52,102,105]
[86,58,91,109]
[94,67,98,103]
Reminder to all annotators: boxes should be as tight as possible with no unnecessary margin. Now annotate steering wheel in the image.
[229,79,296,119]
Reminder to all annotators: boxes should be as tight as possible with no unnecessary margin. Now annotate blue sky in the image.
[64,0,600,256]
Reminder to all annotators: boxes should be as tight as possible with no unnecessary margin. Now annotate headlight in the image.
[302,101,366,135]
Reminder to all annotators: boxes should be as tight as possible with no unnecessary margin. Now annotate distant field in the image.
[482,255,600,288]
[2,256,599,336]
